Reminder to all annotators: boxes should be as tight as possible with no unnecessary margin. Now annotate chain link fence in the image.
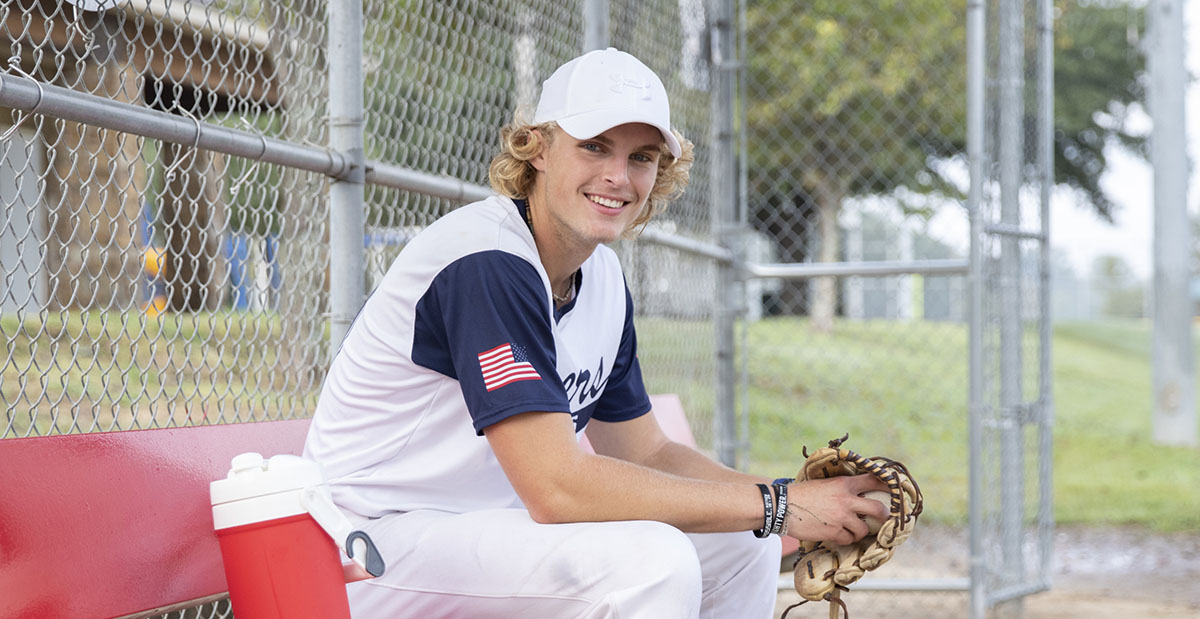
[2,0,330,436]
[0,0,721,433]
[741,0,1050,617]
[2,0,720,616]
[742,0,974,616]
[1,1,1049,618]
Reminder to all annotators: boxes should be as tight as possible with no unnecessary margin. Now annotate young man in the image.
[303,48,887,618]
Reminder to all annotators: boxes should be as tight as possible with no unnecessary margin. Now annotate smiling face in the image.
[527,123,663,254]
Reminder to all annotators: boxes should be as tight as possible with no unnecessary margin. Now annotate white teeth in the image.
[588,195,625,209]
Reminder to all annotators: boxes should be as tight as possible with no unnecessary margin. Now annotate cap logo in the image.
[608,73,652,101]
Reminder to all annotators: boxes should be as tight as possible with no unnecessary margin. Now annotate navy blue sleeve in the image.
[589,284,652,423]
[412,251,570,434]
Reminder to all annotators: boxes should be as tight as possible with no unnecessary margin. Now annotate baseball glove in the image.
[782,434,923,619]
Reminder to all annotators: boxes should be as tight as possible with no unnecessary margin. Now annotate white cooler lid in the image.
[210,452,326,506]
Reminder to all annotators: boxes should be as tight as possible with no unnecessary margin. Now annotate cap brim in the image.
[557,110,682,159]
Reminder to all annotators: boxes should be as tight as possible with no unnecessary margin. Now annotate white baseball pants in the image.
[345,508,781,618]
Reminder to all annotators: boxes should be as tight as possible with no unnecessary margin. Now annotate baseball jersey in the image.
[302,195,651,518]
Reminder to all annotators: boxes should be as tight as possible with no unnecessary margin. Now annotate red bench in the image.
[0,395,781,618]
[0,419,312,618]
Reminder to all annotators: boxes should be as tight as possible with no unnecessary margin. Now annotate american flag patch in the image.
[478,343,542,391]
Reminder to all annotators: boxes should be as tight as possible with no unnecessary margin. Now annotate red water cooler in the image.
[210,453,385,619]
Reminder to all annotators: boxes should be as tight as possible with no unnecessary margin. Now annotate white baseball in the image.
[861,490,892,534]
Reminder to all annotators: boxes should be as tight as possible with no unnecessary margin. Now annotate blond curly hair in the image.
[488,120,695,238]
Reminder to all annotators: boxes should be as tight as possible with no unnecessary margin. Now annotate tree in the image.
[1091,254,1145,318]
[745,0,966,330]
[745,0,1147,329]
[1054,0,1146,221]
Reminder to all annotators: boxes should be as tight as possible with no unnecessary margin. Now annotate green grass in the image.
[4,311,1198,531]
[1050,320,1200,530]
[734,318,971,525]
[637,317,1200,532]
[1,311,323,435]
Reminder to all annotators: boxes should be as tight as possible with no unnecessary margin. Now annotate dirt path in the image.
[773,525,1200,618]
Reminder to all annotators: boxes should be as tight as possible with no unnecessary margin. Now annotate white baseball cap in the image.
[533,48,681,158]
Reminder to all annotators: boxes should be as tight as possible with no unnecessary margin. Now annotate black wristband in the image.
[770,482,789,535]
[753,483,773,538]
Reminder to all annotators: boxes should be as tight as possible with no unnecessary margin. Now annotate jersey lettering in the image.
[562,356,610,408]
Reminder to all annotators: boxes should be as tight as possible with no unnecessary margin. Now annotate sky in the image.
[1052,1,1200,280]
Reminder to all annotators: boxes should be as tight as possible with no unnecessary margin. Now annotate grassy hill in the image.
[1050,321,1200,530]
[639,317,1200,531]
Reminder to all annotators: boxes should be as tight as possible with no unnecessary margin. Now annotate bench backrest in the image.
[0,420,311,619]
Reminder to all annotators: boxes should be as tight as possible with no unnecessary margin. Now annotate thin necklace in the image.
[524,202,576,304]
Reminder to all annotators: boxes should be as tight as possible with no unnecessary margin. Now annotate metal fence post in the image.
[1037,0,1056,590]
[997,0,1027,614]
[711,0,738,467]
[966,0,987,616]
[583,0,610,51]
[736,0,751,466]
[328,0,366,351]
[1149,0,1196,447]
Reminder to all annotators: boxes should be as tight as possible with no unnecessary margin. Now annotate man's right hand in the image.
[783,474,890,545]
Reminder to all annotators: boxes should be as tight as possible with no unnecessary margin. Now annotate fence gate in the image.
[739,0,1052,617]
[968,0,1055,616]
